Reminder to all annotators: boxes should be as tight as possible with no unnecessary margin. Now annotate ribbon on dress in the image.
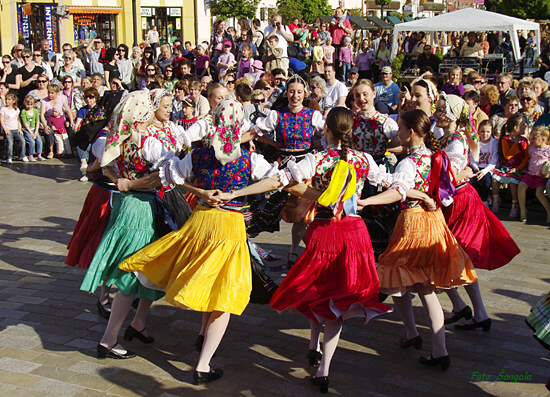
[429,151,457,208]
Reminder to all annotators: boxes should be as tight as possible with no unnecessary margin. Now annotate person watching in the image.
[264,14,294,72]
[374,66,400,111]
[414,45,441,75]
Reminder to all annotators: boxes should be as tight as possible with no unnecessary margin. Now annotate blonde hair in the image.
[448,65,462,80]
[24,95,36,106]
[531,126,550,140]
[480,84,499,105]
[533,77,549,94]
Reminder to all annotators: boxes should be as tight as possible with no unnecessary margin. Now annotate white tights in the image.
[99,292,152,353]
[196,311,231,372]
[290,221,308,255]
[315,318,342,378]
[445,281,489,323]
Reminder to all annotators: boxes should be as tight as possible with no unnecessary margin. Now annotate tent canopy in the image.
[386,16,402,26]
[391,8,540,61]
[349,16,377,31]
[366,16,393,30]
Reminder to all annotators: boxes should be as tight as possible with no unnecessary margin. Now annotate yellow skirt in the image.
[119,206,251,315]
[377,207,477,296]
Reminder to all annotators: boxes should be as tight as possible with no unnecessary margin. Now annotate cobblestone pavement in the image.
[0,160,549,397]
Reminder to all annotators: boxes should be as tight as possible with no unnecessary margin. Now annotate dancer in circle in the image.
[119,99,292,385]
[252,74,326,267]
[269,107,393,393]
[365,109,477,370]
[434,93,520,331]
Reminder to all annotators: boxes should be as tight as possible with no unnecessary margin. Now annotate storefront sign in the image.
[169,8,181,17]
[141,7,152,17]
[17,4,31,47]
[73,14,96,24]
[45,5,59,53]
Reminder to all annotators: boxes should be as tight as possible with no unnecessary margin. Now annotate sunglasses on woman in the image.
[252,98,265,104]
[521,97,532,102]
[64,80,73,84]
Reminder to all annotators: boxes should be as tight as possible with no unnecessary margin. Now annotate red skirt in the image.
[270,216,392,323]
[444,183,520,270]
[66,184,112,269]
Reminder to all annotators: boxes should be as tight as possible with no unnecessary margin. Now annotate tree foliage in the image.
[497,0,550,20]
[349,7,363,17]
[276,0,332,24]
[210,0,260,20]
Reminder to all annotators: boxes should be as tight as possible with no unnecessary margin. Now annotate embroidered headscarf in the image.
[102,91,153,166]
[414,78,438,115]
[211,99,244,165]
[438,92,480,160]
[149,88,173,111]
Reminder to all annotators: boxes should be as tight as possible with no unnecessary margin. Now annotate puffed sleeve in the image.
[186,118,208,142]
[363,152,392,188]
[253,110,279,137]
[443,139,468,174]
[250,152,292,188]
[389,157,417,202]
[312,110,326,133]
[170,122,187,149]
[383,116,399,141]
[142,137,175,170]
[286,153,317,183]
[91,136,107,161]
[159,149,195,187]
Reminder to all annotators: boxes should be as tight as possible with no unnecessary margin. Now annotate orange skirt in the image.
[377,206,477,296]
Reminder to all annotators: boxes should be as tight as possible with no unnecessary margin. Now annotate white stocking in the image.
[417,285,447,358]
[316,318,342,378]
[129,298,152,336]
[99,284,111,309]
[464,281,489,322]
[196,311,230,372]
[444,288,468,313]
[291,221,308,254]
[309,320,322,351]
[392,293,419,340]
[99,291,135,353]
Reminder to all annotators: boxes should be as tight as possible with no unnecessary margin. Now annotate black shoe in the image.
[455,318,492,332]
[193,367,223,385]
[123,325,154,344]
[310,375,329,394]
[399,335,423,350]
[306,349,323,366]
[444,305,473,325]
[97,343,136,359]
[418,354,450,370]
[96,300,110,320]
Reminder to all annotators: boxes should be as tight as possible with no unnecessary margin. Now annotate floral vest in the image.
[276,107,315,151]
[117,121,178,180]
[351,111,391,157]
[403,152,431,209]
[440,129,469,158]
[191,146,251,207]
[312,148,371,206]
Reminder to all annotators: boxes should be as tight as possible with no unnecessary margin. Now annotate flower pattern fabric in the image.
[351,111,395,157]
[403,153,431,209]
[276,107,316,151]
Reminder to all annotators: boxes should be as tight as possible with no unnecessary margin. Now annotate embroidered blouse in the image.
[439,129,469,174]
[180,113,252,148]
[390,146,432,208]
[351,111,399,158]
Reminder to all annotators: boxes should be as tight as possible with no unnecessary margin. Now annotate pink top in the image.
[196,54,210,70]
[48,114,66,134]
[527,145,550,176]
[41,95,67,119]
[339,46,353,63]
[0,107,19,130]
[217,52,235,75]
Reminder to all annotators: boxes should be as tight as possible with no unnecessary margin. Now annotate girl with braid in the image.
[268,107,393,393]
[363,109,477,371]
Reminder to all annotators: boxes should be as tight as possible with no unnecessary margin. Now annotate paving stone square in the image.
[0,161,549,396]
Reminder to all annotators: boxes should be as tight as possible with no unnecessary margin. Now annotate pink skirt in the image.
[444,183,520,270]
[521,173,548,189]
[66,184,112,269]
[270,216,392,323]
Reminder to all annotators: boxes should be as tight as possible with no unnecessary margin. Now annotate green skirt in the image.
[80,192,165,301]
[526,292,550,350]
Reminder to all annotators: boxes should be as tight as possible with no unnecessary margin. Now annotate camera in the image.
[276,22,281,27]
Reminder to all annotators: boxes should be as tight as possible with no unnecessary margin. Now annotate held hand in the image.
[70,121,75,130]
[357,198,369,210]
[116,178,133,192]
[248,140,256,152]
[475,171,484,181]
[463,167,475,179]
[217,191,235,202]
[202,189,224,207]
[424,197,437,211]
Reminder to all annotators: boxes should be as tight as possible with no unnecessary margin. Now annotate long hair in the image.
[399,109,439,150]
[326,107,354,162]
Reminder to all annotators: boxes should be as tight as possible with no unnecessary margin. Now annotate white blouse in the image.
[179,116,252,148]
[253,108,325,137]
[390,146,432,202]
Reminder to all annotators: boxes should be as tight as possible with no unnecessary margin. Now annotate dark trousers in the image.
[470,172,492,202]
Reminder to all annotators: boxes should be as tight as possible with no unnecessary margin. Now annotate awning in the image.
[69,6,122,14]
[366,16,393,30]
[349,16,377,31]
[403,17,414,22]
[386,16,402,25]
[315,16,333,24]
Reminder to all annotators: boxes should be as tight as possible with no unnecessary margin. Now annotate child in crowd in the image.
[441,66,465,96]
[331,0,350,24]
[177,97,198,130]
[20,95,44,162]
[339,36,354,81]
[311,37,325,75]
[491,113,529,217]
[49,107,71,157]
[237,44,253,79]
[518,126,550,222]
[265,36,283,74]
[195,43,210,78]
[0,93,26,164]
[217,41,236,77]
[324,37,335,65]
[235,83,255,122]
[470,120,498,207]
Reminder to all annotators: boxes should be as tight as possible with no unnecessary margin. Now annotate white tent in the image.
[391,8,540,62]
